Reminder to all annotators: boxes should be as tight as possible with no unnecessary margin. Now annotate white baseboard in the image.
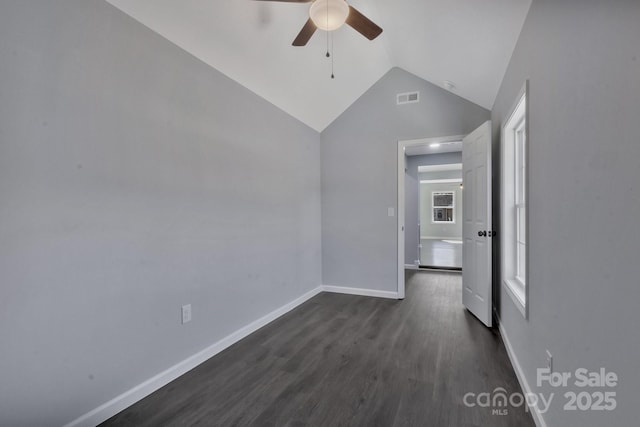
[64,286,323,427]
[498,322,548,427]
[322,285,399,300]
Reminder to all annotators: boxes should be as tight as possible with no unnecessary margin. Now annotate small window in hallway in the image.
[432,191,455,223]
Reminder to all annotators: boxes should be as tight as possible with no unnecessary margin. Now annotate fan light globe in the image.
[310,0,349,31]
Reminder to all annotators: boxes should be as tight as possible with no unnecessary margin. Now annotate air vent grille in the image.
[397,91,420,105]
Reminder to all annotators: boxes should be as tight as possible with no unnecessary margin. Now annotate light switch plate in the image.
[182,304,192,324]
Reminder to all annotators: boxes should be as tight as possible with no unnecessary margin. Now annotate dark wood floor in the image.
[102,271,534,427]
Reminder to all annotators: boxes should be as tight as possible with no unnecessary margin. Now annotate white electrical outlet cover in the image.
[182,304,192,324]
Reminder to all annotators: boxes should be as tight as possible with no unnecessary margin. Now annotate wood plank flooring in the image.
[102,271,534,427]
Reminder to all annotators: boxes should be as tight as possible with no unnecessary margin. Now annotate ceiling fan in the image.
[254,0,383,46]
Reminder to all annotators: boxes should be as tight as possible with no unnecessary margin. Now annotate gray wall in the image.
[0,1,321,425]
[491,1,640,426]
[420,181,463,240]
[405,152,462,263]
[321,67,488,291]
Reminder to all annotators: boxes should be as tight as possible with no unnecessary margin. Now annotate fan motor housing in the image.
[310,0,350,31]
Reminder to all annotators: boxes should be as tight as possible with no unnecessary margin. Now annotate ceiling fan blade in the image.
[292,18,317,46]
[345,6,383,40]
[252,0,312,3]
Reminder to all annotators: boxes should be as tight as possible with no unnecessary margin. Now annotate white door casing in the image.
[462,121,492,327]
[397,135,466,299]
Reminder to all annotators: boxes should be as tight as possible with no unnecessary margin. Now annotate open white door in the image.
[462,121,492,327]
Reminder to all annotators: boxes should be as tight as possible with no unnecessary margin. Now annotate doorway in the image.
[396,135,463,299]
[397,122,493,327]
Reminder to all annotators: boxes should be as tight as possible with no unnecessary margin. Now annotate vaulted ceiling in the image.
[105,0,531,132]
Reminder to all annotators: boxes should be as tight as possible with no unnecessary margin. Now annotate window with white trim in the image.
[515,115,526,285]
[502,84,528,318]
[432,191,455,223]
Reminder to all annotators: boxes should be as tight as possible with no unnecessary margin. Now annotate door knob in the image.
[478,230,486,237]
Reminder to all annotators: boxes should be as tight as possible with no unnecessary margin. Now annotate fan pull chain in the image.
[326,31,330,57]
[331,31,335,79]
[325,0,330,57]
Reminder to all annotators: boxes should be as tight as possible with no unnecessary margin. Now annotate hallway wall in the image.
[419,181,463,240]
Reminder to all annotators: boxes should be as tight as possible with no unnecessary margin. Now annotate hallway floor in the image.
[102,271,534,427]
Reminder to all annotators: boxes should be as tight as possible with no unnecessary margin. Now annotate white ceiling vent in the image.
[397,91,420,105]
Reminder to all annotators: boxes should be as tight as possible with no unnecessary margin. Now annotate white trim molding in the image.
[499,322,548,427]
[322,285,399,300]
[504,279,526,317]
[421,236,461,240]
[420,178,463,184]
[64,286,323,427]
[501,80,529,319]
